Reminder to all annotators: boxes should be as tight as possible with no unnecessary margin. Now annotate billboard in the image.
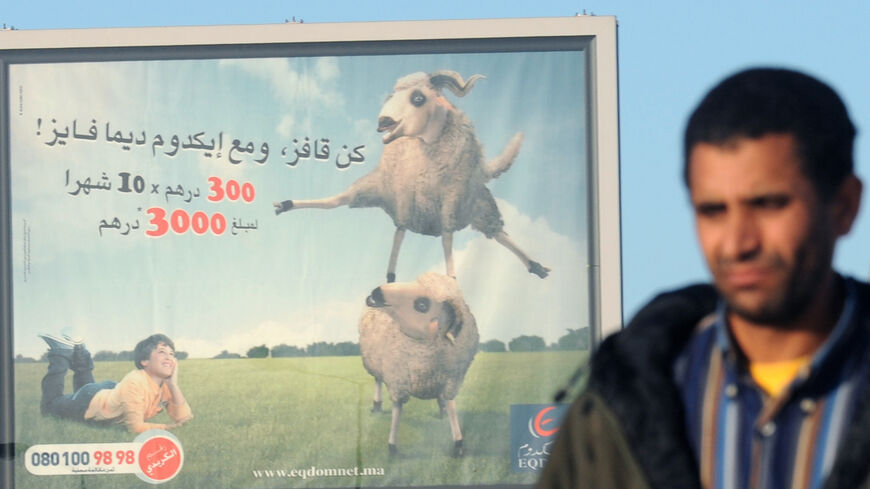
[0,17,620,488]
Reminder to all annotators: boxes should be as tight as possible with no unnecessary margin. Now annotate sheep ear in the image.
[420,101,448,144]
[441,300,462,339]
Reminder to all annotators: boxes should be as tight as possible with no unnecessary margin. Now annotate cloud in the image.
[220,57,344,110]
[435,199,590,346]
[8,62,205,262]
[315,57,339,82]
[10,60,592,360]
[276,114,302,140]
[177,298,362,358]
[174,198,589,357]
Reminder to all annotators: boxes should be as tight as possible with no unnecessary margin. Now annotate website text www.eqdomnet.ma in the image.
[252,466,386,480]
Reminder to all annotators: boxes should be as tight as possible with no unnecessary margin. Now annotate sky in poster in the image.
[3,0,870,346]
[9,51,590,358]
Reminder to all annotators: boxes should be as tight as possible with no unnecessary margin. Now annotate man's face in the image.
[141,342,176,379]
[688,133,838,326]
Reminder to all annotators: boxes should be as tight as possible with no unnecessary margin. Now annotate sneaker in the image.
[38,333,83,351]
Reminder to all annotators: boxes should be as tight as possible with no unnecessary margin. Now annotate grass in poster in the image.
[12,351,586,489]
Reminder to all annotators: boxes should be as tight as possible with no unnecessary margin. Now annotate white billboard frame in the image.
[1,16,620,489]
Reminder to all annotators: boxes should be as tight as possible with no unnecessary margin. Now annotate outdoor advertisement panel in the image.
[0,17,620,489]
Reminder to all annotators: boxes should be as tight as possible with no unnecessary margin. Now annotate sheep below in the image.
[359,272,479,457]
[274,70,549,282]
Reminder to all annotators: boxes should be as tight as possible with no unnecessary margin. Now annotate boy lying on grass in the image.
[39,333,193,433]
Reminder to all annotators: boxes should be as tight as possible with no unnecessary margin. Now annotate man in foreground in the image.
[40,333,193,434]
[537,68,867,489]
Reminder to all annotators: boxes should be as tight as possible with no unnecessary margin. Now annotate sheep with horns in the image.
[274,70,549,282]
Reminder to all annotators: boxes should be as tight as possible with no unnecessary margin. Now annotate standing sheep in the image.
[274,70,549,282]
[359,272,479,457]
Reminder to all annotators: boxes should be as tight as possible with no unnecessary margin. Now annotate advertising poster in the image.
[4,32,600,488]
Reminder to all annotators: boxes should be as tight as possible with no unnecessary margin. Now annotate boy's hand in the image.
[166,415,193,430]
[166,358,179,387]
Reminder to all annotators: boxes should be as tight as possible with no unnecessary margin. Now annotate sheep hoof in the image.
[528,261,550,278]
[371,401,382,413]
[388,444,398,457]
[274,200,294,215]
[452,440,464,458]
[386,272,396,283]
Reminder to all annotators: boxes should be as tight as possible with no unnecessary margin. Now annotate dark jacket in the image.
[536,281,870,489]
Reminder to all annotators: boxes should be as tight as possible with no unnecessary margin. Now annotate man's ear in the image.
[830,175,863,236]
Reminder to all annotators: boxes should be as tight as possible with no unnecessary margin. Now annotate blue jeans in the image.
[40,348,116,420]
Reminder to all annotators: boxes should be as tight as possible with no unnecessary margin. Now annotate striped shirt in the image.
[673,278,865,489]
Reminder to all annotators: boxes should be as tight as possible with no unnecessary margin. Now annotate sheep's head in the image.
[377,70,484,145]
[365,273,465,343]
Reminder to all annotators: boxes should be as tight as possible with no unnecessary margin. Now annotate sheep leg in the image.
[493,231,550,279]
[386,228,405,283]
[388,402,404,457]
[442,232,456,278]
[445,399,464,457]
[371,379,383,413]
[273,190,354,215]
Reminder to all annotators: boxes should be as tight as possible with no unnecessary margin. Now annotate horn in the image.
[429,71,485,97]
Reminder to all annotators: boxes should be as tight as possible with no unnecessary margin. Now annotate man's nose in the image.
[723,210,761,260]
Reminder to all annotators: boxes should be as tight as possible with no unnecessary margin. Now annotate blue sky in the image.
[3,1,870,353]
[8,50,590,358]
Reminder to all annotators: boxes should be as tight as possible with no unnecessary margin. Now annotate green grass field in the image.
[11,351,587,489]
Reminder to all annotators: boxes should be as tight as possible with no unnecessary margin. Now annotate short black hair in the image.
[684,67,856,200]
[134,334,175,369]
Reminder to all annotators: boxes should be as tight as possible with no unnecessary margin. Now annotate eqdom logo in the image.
[510,404,568,473]
[529,406,561,438]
